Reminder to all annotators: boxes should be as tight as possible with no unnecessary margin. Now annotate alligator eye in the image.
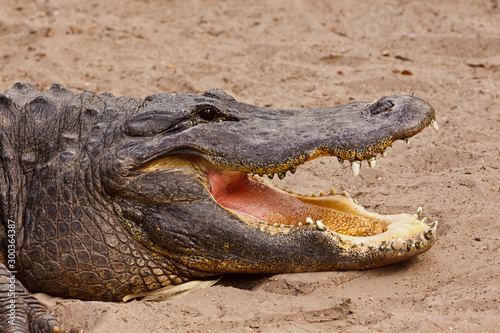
[198,107,218,121]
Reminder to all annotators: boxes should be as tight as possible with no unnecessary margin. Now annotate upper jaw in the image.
[119,95,435,177]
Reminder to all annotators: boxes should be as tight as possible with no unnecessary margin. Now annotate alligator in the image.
[0,82,438,332]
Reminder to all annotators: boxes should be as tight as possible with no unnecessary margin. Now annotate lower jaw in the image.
[207,167,437,265]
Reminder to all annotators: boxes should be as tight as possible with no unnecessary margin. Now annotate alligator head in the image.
[105,88,437,279]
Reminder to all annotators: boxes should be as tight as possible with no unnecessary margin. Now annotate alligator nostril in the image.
[367,99,394,115]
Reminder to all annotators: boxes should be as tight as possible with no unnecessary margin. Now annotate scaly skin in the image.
[0,83,437,332]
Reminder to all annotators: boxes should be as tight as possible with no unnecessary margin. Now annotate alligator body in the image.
[0,83,437,332]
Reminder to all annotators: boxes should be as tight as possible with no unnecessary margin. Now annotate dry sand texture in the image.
[0,0,499,332]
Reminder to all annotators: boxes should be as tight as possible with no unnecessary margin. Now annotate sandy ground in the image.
[1,0,499,332]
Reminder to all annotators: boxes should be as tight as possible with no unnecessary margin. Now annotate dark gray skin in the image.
[0,83,436,332]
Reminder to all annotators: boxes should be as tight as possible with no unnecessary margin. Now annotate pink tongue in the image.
[207,169,384,236]
[208,171,308,224]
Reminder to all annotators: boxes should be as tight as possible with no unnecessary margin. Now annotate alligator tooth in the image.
[311,193,317,197]
[430,119,439,131]
[319,191,325,197]
[249,173,255,177]
[368,157,376,169]
[273,223,279,227]
[421,217,427,223]
[391,238,404,251]
[298,222,303,226]
[267,173,274,179]
[351,160,361,177]
[414,206,423,219]
[381,148,387,157]
[330,188,337,195]
[337,157,344,165]
[424,221,438,239]
[290,166,296,174]
[278,172,286,180]
[315,220,326,231]
[342,190,350,198]
[403,138,409,144]
[258,173,263,177]
[424,229,434,240]
[280,224,285,228]
[305,217,314,225]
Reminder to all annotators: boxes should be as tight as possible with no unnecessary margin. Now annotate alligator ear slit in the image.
[123,112,190,136]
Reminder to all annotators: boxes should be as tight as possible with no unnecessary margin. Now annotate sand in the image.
[1,0,499,332]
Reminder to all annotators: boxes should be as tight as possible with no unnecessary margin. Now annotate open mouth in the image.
[141,139,438,249]
[208,168,385,237]
[197,146,438,252]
